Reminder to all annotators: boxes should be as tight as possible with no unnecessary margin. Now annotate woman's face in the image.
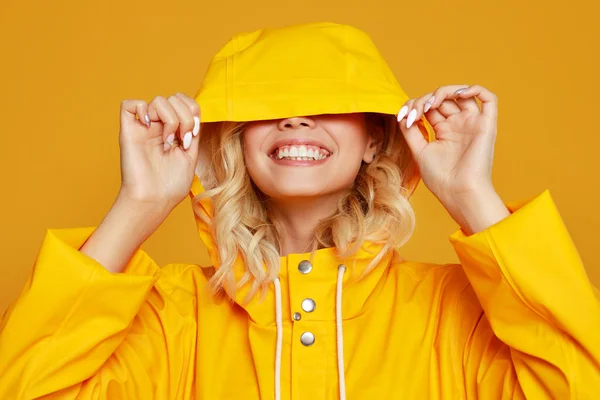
[243,113,376,200]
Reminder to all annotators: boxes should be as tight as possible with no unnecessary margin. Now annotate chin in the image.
[263,183,332,200]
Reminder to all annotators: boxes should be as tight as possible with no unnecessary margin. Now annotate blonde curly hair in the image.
[193,113,420,302]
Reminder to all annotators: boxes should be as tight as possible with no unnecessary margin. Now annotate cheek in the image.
[327,120,370,161]
[242,126,262,155]
[244,150,264,186]
[242,124,270,164]
[242,127,272,190]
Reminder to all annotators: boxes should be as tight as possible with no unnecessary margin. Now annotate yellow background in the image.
[1,0,598,313]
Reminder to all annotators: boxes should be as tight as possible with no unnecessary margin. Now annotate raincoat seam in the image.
[344,25,354,112]
[22,267,97,398]
[226,39,235,118]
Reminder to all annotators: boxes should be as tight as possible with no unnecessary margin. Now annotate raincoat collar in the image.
[190,174,403,326]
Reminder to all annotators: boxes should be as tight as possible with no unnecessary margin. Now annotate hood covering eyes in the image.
[194,21,433,131]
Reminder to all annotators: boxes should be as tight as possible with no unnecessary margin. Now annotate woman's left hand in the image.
[398,84,498,207]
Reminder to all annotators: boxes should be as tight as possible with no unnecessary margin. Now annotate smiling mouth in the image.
[269,144,331,161]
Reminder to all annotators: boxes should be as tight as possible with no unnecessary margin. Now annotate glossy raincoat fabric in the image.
[1,21,600,399]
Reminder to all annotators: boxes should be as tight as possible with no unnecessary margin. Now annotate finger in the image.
[437,99,462,118]
[184,126,201,161]
[164,137,180,152]
[426,84,470,111]
[120,99,150,128]
[174,92,202,137]
[397,99,416,123]
[424,108,446,126]
[455,84,498,121]
[168,95,195,150]
[134,101,150,128]
[454,96,480,114]
[147,96,180,147]
[405,92,434,129]
[398,108,428,158]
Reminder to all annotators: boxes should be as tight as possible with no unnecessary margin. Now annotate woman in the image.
[0,22,598,399]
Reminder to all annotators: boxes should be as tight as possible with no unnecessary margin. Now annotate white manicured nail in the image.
[163,142,170,151]
[183,131,192,150]
[406,109,417,128]
[424,96,435,113]
[192,116,200,136]
[166,133,175,144]
[397,106,409,121]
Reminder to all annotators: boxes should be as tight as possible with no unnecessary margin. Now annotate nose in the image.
[277,116,316,131]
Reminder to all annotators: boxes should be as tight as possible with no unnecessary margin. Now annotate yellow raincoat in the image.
[1,22,600,399]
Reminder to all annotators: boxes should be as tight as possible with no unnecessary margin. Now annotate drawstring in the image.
[272,265,346,400]
[274,278,283,400]
[336,264,347,400]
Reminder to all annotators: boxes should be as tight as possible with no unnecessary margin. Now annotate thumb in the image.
[398,116,428,160]
[184,123,201,164]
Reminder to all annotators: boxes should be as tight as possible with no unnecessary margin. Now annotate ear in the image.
[362,126,381,164]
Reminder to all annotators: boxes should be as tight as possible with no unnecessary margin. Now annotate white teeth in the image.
[274,145,330,160]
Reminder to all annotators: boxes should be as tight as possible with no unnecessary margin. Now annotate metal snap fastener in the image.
[300,332,315,346]
[298,260,312,274]
[293,312,302,321]
[301,298,316,313]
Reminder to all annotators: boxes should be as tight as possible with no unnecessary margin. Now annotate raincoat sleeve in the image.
[0,226,198,399]
[448,189,600,398]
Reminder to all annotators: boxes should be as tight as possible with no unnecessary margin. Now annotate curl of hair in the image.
[193,113,420,302]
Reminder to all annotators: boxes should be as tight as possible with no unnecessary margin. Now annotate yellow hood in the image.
[193,21,433,132]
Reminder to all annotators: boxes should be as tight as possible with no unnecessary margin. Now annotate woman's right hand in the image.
[117,92,201,216]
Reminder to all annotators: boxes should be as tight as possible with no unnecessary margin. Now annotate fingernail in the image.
[144,114,151,128]
[166,133,175,145]
[397,105,409,122]
[183,132,192,150]
[192,116,200,137]
[163,142,171,151]
[454,88,468,95]
[406,109,417,128]
[424,96,435,113]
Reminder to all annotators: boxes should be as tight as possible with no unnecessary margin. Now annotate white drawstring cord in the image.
[336,264,347,400]
[274,278,283,400]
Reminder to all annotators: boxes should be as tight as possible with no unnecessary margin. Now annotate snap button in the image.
[293,312,302,321]
[298,260,312,274]
[300,332,315,346]
[301,298,316,313]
